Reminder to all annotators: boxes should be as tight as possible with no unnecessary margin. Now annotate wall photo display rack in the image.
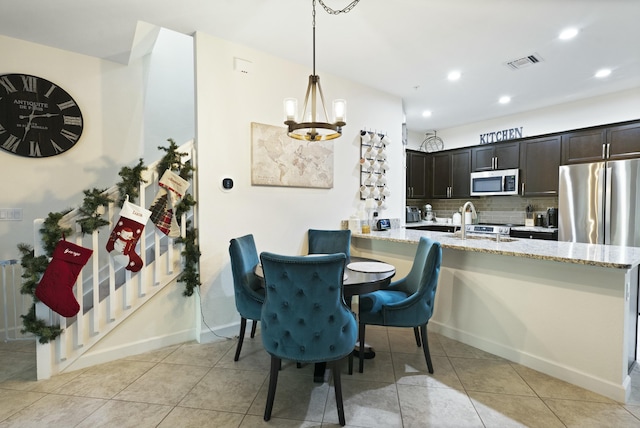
[359,130,391,211]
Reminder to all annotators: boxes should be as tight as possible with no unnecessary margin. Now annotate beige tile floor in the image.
[3,327,640,427]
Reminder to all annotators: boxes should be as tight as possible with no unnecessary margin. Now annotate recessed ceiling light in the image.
[422,110,432,117]
[447,71,461,81]
[595,68,611,78]
[499,96,511,104]
[559,28,579,40]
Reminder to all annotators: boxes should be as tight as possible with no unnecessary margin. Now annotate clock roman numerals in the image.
[44,84,57,98]
[2,134,21,153]
[57,100,77,110]
[29,141,42,157]
[60,128,80,142]
[0,76,17,93]
[63,116,82,126]
[21,75,37,92]
[50,139,65,155]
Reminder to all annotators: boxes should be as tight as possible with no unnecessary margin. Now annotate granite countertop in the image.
[352,228,640,269]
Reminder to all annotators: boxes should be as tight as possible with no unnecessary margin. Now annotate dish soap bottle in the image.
[452,208,462,225]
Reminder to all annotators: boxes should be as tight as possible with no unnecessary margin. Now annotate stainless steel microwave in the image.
[470,168,519,196]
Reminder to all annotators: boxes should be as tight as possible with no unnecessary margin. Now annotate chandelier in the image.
[284,0,360,141]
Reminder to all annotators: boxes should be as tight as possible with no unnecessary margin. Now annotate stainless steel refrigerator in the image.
[558,158,640,246]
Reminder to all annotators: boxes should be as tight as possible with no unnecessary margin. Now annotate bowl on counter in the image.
[435,217,451,224]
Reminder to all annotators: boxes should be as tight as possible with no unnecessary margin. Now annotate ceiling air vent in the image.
[506,53,543,70]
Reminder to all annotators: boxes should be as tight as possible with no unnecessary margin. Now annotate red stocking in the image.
[35,239,93,317]
[106,197,151,272]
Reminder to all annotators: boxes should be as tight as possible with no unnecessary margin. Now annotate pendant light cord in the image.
[318,0,360,15]
[312,0,316,76]
[312,0,360,75]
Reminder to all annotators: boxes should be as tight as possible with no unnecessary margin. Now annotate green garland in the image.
[117,158,147,205]
[176,220,201,296]
[18,141,199,343]
[77,188,112,234]
[156,139,200,296]
[18,240,63,343]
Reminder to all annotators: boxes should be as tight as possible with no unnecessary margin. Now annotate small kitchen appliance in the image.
[423,204,434,221]
[547,207,558,228]
[470,168,519,196]
[376,219,391,231]
[406,206,420,223]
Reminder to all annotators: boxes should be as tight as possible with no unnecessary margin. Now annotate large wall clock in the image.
[0,73,84,158]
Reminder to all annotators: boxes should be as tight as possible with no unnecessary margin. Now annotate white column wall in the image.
[193,32,404,338]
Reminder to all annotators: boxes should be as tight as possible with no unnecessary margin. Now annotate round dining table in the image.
[254,254,396,382]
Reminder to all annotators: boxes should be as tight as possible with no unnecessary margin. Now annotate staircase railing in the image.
[33,140,196,379]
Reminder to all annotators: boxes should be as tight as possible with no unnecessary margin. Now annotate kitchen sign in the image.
[479,126,523,144]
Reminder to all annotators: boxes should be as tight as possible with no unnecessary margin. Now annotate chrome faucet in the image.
[460,201,477,240]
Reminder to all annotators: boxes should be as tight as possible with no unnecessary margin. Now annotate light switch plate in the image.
[0,208,23,221]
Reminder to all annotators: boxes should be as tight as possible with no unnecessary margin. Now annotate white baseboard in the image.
[199,319,261,344]
[430,321,629,403]
[62,328,196,373]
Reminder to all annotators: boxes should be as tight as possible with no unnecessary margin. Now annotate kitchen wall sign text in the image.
[479,127,523,144]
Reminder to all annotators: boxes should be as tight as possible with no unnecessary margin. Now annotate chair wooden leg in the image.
[358,322,366,373]
[264,356,281,421]
[332,361,346,426]
[250,319,258,338]
[348,352,353,375]
[234,317,247,361]
[420,324,434,374]
[413,326,422,347]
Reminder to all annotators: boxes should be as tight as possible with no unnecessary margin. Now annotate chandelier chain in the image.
[317,0,361,15]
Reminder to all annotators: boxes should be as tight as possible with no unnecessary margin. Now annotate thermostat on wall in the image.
[221,177,234,192]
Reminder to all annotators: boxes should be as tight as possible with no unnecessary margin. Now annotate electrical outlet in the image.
[0,208,23,221]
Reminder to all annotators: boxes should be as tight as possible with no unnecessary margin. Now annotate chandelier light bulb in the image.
[284,98,298,122]
[333,99,346,123]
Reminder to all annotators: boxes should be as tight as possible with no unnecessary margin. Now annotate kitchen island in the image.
[350,227,640,402]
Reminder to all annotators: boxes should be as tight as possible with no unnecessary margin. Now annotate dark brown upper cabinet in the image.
[472,142,520,172]
[562,121,640,164]
[406,149,429,199]
[432,149,470,199]
[520,136,561,196]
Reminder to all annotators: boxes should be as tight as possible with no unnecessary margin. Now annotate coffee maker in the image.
[547,207,558,228]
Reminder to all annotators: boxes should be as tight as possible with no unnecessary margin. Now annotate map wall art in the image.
[251,122,334,189]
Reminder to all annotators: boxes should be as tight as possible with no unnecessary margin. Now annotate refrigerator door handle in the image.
[603,166,611,245]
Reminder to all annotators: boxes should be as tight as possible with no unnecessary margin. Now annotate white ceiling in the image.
[1,0,638,134]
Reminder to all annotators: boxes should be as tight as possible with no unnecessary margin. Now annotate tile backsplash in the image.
[409,196,558,225]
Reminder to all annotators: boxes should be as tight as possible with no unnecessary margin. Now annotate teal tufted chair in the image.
[259,252,357,426]
[308,229,351,258]
[229,234,265,361]
[357,236,442,374]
